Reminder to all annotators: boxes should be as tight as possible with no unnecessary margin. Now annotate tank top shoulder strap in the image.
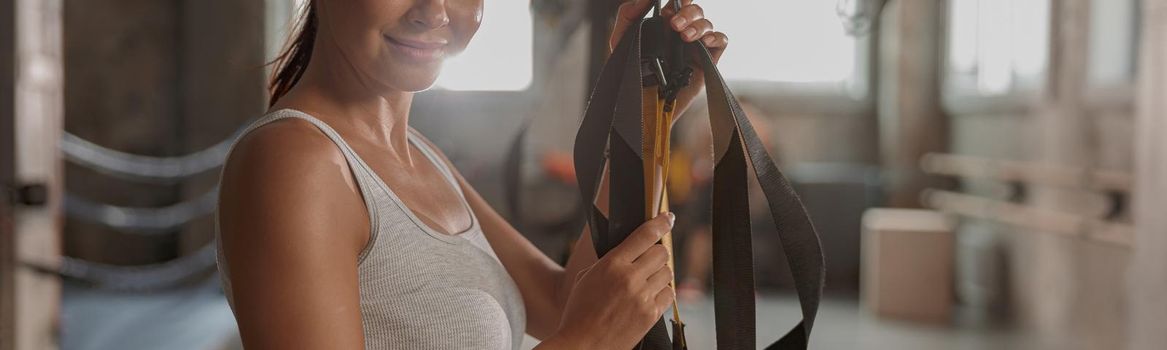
[230,108,383,262]
[405,129,469,201]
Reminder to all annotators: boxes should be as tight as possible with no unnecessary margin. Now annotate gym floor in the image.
[526,296,1056,350]
[61,279,1056,350]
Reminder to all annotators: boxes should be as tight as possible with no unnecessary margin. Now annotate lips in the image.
[384,35,448,62]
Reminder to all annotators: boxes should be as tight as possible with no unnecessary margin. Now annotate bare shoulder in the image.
[219,117,369,263]
[227,118,349,179]
[217,117,370,348]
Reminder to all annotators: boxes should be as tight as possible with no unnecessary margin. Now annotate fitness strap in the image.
[572,13,825,350]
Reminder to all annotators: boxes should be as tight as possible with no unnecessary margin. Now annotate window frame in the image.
[940,0,1054,116]
[431,0,535,92]
[721,19,876,116]
[1083,0,1140,114]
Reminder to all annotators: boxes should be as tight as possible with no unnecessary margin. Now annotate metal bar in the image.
[922,189,1133,247]
[921,152,1133,193]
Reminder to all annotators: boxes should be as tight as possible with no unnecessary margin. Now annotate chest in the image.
[356,231,526,350]
[347,140,473,236]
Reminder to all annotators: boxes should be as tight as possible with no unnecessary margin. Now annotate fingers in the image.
[642,267,675,321]
[701,31,729,49]
[645,265,674,292]
[664,3,725,47]
[653,284,677,316]
[607,212,675,262]
[632,244,670,277]
[680,19,713,42]
[613,1,728,52]
[668,3,704,33]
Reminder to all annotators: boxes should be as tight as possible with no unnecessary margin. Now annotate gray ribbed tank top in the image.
[215,109,527,349]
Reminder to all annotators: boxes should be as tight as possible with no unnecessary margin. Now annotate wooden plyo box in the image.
[861,208,956,323]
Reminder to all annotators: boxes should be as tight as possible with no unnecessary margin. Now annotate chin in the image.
[398,81,438,93]
[394,76,440,92]
[381,66,442,93]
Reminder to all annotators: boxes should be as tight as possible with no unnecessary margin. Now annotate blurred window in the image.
[701,0,861,84]
[945,0,1051,96]
[1087,0,1139,89]
[435,1,533,91]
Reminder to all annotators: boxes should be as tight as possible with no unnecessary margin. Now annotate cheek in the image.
[448,0,483,52]
[324,4,387,56]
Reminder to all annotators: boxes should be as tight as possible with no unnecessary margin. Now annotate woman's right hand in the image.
[546,213,677,349]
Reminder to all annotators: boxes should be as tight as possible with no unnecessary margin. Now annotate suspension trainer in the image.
[572,1,825,348]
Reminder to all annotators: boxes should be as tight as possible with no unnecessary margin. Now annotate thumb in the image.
[609,0,655,51]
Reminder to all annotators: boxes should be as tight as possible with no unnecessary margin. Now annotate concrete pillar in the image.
[1028,2,1128,348]
[877,0,948,208]
[1,0,65,348]
[1021,0,1093,338]
[1129,1,1167,348]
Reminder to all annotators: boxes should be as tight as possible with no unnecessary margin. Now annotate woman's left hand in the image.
[610,0,729,119]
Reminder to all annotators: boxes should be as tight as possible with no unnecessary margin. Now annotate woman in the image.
[216,0,727,348]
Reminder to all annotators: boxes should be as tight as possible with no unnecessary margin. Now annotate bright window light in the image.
[1087,0,1138,87]
[701,0,857,83]
[434,2,533,91]
[947,0,1050,95]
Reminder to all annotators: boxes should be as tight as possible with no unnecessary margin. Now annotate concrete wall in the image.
[61,0,265,264]
[63,0,186,264]
[941,0,1132,348]
[1129,1,1167,348]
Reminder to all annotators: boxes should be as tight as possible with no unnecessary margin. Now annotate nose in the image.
[407,0,450,30]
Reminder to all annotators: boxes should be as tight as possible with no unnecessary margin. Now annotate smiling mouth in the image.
[384,36,447,62]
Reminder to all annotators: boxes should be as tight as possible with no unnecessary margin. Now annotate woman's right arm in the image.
[218,121,371,350]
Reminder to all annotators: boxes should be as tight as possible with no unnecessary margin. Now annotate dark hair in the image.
[268,1,317,107]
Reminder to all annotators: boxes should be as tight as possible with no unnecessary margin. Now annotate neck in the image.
[277,40,415,162]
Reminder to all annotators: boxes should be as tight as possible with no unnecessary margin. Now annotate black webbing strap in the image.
[572,13,825,349]
[571,16,676,350]
[693,39,824,348]
[574,14,641,257]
